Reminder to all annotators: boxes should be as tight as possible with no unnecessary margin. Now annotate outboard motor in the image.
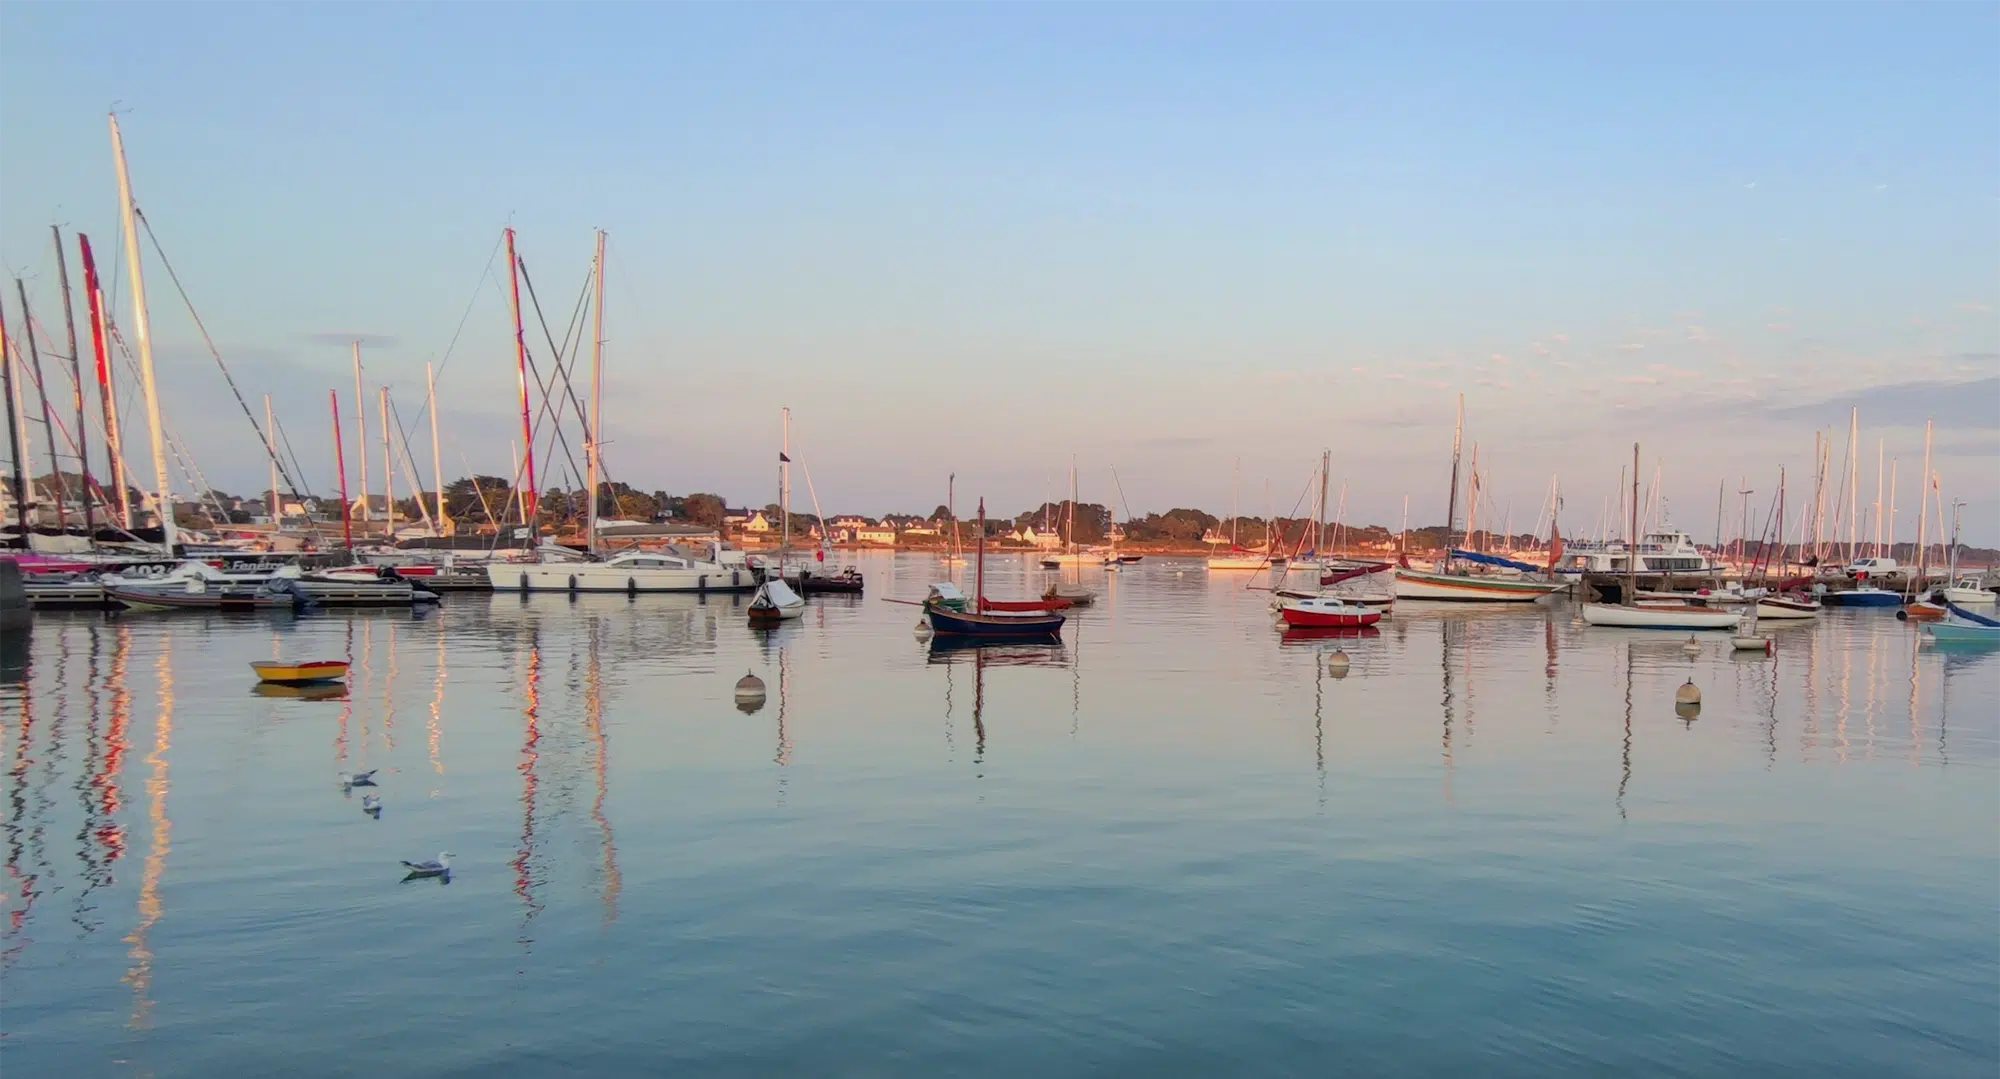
[262,577,319,610]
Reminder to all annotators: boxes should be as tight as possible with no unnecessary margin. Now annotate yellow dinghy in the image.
[251,659,351,684]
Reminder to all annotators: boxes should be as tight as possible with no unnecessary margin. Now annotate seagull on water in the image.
[361,794,382,818]
[338,769,378,788]
[401,851,454,877]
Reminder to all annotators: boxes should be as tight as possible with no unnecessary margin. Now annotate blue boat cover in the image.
[1451,549,1543,573]
[1945,598,2000,627]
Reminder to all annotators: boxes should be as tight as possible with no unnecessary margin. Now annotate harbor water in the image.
[3,552,1995,1077]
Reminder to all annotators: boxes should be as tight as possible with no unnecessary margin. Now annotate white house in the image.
[856,522,898,545]
[1012,526,1063,549]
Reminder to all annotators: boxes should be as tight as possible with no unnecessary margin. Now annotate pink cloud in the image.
[1618,375,1659,385]
[1616,342,1646,352]
[1551,333,1570,344]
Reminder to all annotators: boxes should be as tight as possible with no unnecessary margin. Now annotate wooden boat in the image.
[1393,567,1565,603]
[1901,600,1946,622]
[1044,582,1096,607]
[1118,554,1143,564]
[927,498,1065,642]
[747,578,806,624]
[251,659,350,684]
[1755,595,1822,619]
[1927,620,2000,644]
[1277,595,1384,629]
[928,603,1065,640]
[1582,602,1741,630]
[982,597,1070,613]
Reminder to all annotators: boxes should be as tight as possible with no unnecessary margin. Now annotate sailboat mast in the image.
[976,497,986,605]
[1887,458,1898,559]
[52,227,93,537]
[504,228,538,530]
[1465,442,1480,552]
[428,361,446,534]
[15,280,67,531]
[1319,449,1330,555]
[1847,407,1859,562]
[108,114,175,555]
[77,235,129,528]
[1626,443,1640,606]
[1443,393,1463,568]
[1913,419,1933,594]
[781,407,791,557]
[350,341,370,526]
[331,390,352,549]
[587,229,606,548]
[1873,438,1884,558]
[0,296,26,542]
[265,394,279,531]
[379,386,394,533]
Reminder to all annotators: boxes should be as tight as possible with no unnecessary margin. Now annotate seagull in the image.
[400,851,453,877]
[361,794,382,818]
[338,769,378,788]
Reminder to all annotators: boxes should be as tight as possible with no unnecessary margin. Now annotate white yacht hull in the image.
[1582,603,1741,630]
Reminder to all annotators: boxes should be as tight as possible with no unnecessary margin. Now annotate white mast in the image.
[1913,419,1933,592]
[428,361,446,535]
[108,113,175,555]
[380,386,393,533]
[265,394,280,529]
[780,406,791,559]
[1872,437,1884,558]
[352,341,370,525]
[1887,458,1898,559]
[1846,407,1859,562]
[586,229,606,548]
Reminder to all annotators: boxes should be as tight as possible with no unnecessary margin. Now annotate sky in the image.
[2,3,1995,543]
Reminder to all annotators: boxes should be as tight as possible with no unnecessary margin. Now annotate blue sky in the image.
[2,4,1994,541]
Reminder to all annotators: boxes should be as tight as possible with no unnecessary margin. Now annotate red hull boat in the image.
[1277,595,1384,629]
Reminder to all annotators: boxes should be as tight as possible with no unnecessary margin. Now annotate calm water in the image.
[3,552,1996,1077]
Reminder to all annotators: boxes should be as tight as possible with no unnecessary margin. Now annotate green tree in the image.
[680,492,726,527]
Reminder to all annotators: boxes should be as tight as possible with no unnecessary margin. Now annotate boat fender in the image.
[568,574,578,597]
[519,572,529,592]
[698,574,707,595]
[732,570,741,588]
[627,577,637,598]
[1894,608,1908,622]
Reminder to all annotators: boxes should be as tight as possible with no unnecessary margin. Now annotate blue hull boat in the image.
[1824,587,1903,608]
[925,602,1065,641]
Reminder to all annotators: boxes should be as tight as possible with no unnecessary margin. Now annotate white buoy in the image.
[1326,648,1351,676]
[734,670,767,713]
[1681,635,1702,655]
[1675,678,1701,706]
[914,619,934,641]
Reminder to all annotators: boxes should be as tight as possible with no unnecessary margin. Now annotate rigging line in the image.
[426,230,507,390]
[131,207,304,496]
[269,412,316,500]
[517,256,596,450]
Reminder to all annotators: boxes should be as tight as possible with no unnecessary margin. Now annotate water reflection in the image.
[122,638,173,1029]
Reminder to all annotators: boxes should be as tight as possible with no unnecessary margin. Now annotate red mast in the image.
[77,234,128,527]
[331,390,352,548]
[504,227,537,530]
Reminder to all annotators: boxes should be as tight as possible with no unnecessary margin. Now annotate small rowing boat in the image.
[251,660,350,684]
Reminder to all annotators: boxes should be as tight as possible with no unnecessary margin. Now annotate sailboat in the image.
[925,498,1066,640]
[1394,395,1566,603]
[748,408,807,625]
[940,473,967,567]
[1207,460,1266,570]
[1583,445,1741,630]
[1043,458,1097,605]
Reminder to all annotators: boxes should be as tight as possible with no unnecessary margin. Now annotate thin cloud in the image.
[1616,342,1645,352]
